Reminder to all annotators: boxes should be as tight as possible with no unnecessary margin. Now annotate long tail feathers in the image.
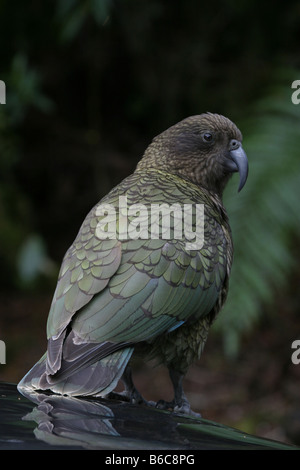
[17,346,134,397]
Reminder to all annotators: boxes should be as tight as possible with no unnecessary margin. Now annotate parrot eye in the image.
[202,132,214,143]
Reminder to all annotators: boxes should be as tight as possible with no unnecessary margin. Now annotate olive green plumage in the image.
[18,113,248,415]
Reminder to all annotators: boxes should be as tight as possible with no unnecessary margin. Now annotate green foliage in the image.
[216,80,300,356]
[56,0,113,41]
[0,54,54,288]
[5,54,54,124]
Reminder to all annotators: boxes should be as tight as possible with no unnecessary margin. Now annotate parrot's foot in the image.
[107,389,147,405]
[173,402,201,418]
[155,398,201,417]
[155,399,175,410]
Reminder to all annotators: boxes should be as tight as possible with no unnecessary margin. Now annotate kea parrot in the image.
[18,113,248,415]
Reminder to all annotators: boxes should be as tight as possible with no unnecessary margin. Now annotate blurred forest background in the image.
[1,0,300,446]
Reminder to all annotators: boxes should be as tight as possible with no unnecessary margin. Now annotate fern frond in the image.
[215,81,300,356]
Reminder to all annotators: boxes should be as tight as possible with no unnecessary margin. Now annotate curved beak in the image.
[226,143,249,192]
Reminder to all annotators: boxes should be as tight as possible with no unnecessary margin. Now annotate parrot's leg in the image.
[108,365,152,406]
[121,365,147,404]
[156,368,201,417]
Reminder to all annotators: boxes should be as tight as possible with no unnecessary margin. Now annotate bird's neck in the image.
[137,152,227,200]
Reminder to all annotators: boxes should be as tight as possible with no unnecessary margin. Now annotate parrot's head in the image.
[139,113,249,196]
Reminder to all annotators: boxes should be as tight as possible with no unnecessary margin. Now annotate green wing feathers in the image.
[19,169,232,397]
